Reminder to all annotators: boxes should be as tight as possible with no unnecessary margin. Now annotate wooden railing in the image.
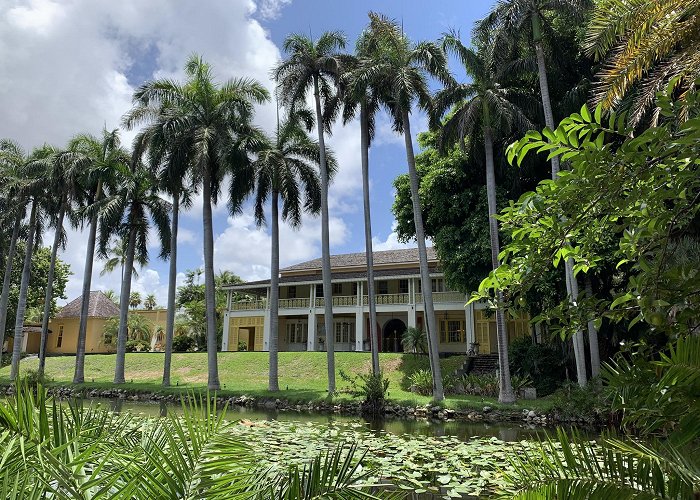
[315,296,357,307]
[414,292,464,303]
[364,293,410,305]
[279,298,310,309]
[231,299,266,311]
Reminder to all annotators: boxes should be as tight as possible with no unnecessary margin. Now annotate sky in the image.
[0,0,493,306]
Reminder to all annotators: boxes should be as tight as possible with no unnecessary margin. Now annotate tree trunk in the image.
[532,14,560,177]
[0,210,22,366]
[113,226,137,384]
[74,182,102,384]
[162,192,179,387]
[402,108,444,401]
[269,190,280,391]
[313,75,335,393]
[39,200,66,375]
[565,258,587,387]
[10,199,38,380]
[202,166,220,391]
[585,276,600,379]
[361,101,380,376]
[484,128,516,403]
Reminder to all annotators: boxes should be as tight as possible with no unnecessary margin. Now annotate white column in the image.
[21,331,29,353]
[465,301,475,348]
[307,285,317,351]
[222,312,230,351]
[355,281,364,351]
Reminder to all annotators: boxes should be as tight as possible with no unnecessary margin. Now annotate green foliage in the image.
[339,370,390,412]
[400,326,427,355]
[129,291,141,309]
[509,337,566,395]
[237,341,248,352]
[172,335,195,353]
[457,373,533,398]
[2,245,70,336]
[474,85,700,340]
[408,368,433,396]
[103,314,154,346]
[548,381,607,421]
[125,339,149,352]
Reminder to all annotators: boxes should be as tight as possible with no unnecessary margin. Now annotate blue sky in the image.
[0,0,493,304]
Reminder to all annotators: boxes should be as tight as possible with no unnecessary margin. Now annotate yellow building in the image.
[222,248,531,354]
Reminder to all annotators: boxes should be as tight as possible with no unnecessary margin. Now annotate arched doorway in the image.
[382,319,406,353]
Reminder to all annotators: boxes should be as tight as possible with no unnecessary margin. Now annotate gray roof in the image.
[55,291,120,319]
[281,247,437,273]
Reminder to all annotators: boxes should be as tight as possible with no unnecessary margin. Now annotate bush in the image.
[24,369,51,388]
[549,381,607,421]
[339,370,390,412]
[237,341,248,352]
[509,337,565,396]
[125,340,150,352]
[408,369,434,396]
[172,335,195,352]
[453,373,533,397]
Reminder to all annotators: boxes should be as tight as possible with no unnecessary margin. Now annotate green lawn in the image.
[0,352,552,411]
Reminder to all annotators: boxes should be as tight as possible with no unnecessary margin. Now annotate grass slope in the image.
[0,352,551,410]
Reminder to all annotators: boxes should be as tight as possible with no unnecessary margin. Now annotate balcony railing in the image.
[315,295,357,307]
[279,298,310,309]
[415,291,465,303]
[364,293,410,305]
[231,299,266,311]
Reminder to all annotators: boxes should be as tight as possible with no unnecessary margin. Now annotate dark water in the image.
[85,397,564,442]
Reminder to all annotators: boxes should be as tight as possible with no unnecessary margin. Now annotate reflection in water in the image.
[79,397,566,442]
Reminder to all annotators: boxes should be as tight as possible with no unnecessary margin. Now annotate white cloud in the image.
[372,221,432,251]
[255,0,292,19]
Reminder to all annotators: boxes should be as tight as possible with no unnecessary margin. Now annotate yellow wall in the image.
[474,310,530,354]
[133,309,168,350]
[46,318,114,354]
[228,316,264,351]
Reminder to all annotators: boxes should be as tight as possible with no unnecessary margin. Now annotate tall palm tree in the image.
[476,1,592,386]
[275,31,346,393]
[97,160,170,384]
[339,32,388,376]
[0,140,28,365]
[476,0,592,178]
[100,236,145,282]
[585,0,700,126]
[433,34,535,403]
[70,129,126,384]
[356,12,452,401]
[9,145,52,380]
[144,294,157,310]
[123,55,269,390]
[37,148,83,375]
[230,108,323,392]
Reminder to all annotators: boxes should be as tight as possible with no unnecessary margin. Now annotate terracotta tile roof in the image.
[281,247,437,272]
[55,291,120,319]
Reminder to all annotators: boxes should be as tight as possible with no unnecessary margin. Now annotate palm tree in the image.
[585,0,700,126]
[122,55,269,390]
[100,237,145,282]
[0,140,28,366]
[356,12,452,401]
[339,32,389,376]
[433,34,536,403]
[129,292,142,310]
[10,145,52,380]
[70,129,126,384]
[476,0,592,178]
[476,1,592,387]
[98,160,170,384]
[144,294,157,310]
[230,108,323,392]
[275,31,346,394]
[37,147,83,375]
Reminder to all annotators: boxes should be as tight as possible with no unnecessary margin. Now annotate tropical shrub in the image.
[401,326,427,354]
[172,334,195,352]
[408,368,434,395]
[125,339,149,352]
[339,370,390,412]
[509,337,565,395]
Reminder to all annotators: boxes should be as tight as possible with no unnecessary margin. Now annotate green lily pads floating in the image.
[229,419,543,498]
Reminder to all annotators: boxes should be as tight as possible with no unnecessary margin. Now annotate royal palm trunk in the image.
[202,166,220,391]
[0,210,22,367]
[402,109,444,401]
[585,277,601,379]
[361,101,380,375]
[313,75,336,393]
[10,199,38,380]
[39,200,66,375]
[162,193,179,387]
[484,128,516,403]
[269,190,280,391]
[74,182,102,384]
[566,262,588,386]
[114,227,137,384]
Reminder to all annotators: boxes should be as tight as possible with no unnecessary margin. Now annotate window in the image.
[286,322,308,344]
[352,282,358,296]
[315,284,324,298]
[399,279,409,294]
[56,325,64,348]
[332,283,343,295]
[287,286,297,299]
[334,321,354,343]
[377,281,388,295]
[439,320,464,343]
[432,279,445,293]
